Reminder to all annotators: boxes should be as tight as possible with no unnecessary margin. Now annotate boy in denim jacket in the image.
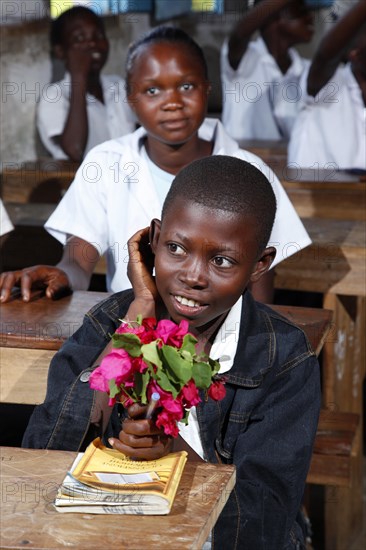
[23,156,320,549]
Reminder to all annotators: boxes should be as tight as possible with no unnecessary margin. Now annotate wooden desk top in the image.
[1,159,79,204]
[275,218,366,296]
[238,139,288,156]
[0,446,236,549]
[0,291,332,354]
[1,291,111,350]
[0,291,333,405]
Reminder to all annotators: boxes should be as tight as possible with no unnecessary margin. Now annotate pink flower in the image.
[155,319,190,347]
[89,349,134,392]
[115,319,156,344]
[208,380,226,401]
[148,381,184,418]
[181,379,201,407]
[156,410,180,438]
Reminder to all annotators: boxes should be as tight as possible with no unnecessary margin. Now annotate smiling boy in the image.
[23,155,320,549]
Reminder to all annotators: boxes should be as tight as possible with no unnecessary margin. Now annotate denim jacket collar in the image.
[223,290,276,387]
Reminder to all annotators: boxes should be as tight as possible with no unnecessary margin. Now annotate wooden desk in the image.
[0,291,111,404]
[276,168,366,221]
[0,446,236,549]
[275,217,366,550]
[238,139,287,158]
[238,141,365,221]
[1,159,78,204]
[0,291,333,406]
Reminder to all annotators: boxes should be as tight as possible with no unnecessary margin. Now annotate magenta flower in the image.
[88,316,225,438]
[181,379,201,407]
[208,380,226,401]
[156,410,180,438]
[89,349,134,392]
[155,319,189,347]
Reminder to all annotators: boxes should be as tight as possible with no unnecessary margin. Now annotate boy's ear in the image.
[249,247,276,283]
[149,218,161,254]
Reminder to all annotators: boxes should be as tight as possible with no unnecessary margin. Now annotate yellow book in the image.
[54,438,187,515]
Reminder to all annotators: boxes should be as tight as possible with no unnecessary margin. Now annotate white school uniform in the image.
[221,37,310,141]
[45,118,311,292]
[0,199,14,237]
[37,73,136,159]
[288,64,366,169]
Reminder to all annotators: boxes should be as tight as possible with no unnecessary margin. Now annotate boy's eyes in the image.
[167,243,185,255]
[167,243,235,268]
[212,256,234,268]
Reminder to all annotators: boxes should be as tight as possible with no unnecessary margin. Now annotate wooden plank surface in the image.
[1,291,111,349]
[0,446,236,550]
[277,169,366,221]
[238,141,365,221]
[275,218,366,296]
[0,292,333,405]
[0,348,54,405]
[1,159,78,204]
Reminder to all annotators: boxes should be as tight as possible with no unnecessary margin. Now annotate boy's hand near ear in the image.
[126,226,160,320]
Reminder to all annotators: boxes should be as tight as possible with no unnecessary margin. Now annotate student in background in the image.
[37,6,135,161]
[221,0,315,141]
[22,156,321,549]
[0,26,311,304]
[288,0,366,169]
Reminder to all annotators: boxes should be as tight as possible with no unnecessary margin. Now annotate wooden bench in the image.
[307,409,360,487]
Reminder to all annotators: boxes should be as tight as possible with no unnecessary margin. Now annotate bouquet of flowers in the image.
[89,316,226,437]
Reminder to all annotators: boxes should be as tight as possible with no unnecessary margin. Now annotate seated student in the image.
[0,26,311,305]
[37,6,135,161]
[288,0,366,169]
[22,155,321,549]
[221,0,315,141]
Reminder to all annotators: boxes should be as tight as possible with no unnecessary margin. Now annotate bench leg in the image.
[322,293,365,550]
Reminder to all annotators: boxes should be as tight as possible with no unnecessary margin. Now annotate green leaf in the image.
[209,357,221,376]
[108,378,120,399]
[155,368,179,398]
[139,370,150,404]
[161,346,192,385]
[133,372,143,399]
[181,333,198,355]
[192,361,213,388]
[141,342,163,368]
[112,333,142,357]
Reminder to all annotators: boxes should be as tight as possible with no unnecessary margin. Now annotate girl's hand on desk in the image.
[109,402,173,461]
[0,265,71,303]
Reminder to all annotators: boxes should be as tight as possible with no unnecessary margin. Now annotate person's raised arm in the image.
[55,47,93,161]
[307,0,366,96]
[227,0,292,70]
[0,236,98,303]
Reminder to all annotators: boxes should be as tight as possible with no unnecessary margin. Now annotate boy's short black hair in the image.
[125,25,208,92]
[50,6,104,48]
[162,155,277,256]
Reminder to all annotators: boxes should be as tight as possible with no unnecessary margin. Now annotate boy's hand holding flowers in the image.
[89,315,226,460]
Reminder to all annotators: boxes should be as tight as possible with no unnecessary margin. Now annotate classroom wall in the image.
[0,4,330,165]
